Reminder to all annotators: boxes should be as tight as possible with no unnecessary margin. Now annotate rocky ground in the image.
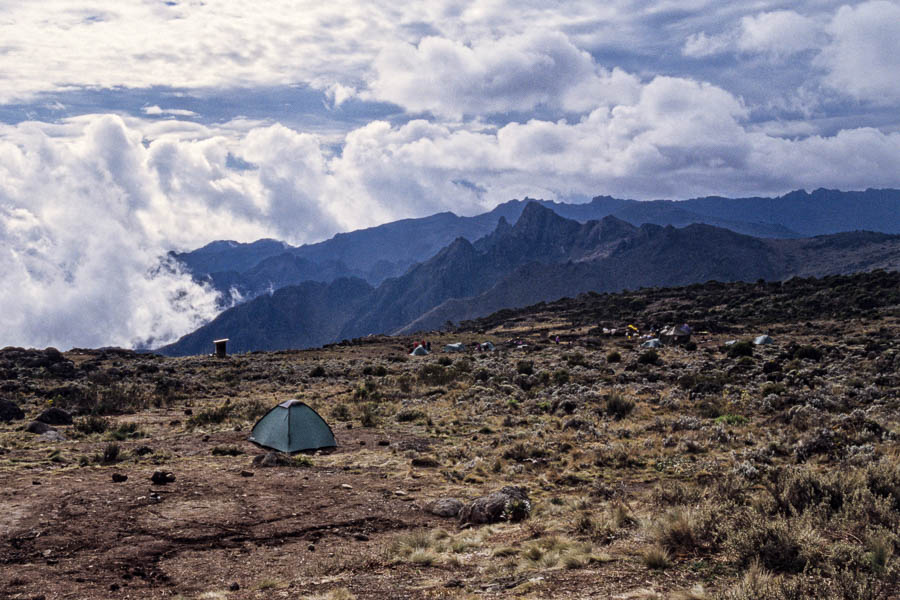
[2,271,900,599]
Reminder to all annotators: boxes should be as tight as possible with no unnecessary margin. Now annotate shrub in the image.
[716,414,748,426]
[725,514,815,573]
[108,422,143,441]
[75,415,110,435]
[793,345,823,361]
[473,368,491,382]
[653,509,704,553]
[189,401,235,427]
[309,365,326,377]
[728,341,754,358]
[359,402,379,427]
[552,369,571,385]
[606,351,621,363]
[361,364,388,377]
[353,379,380,402]
[638,350,659,365]
[418,364,457,386]
[332,403,351,421]
[453,358,473,373]
[517,360,534,375]
[396,409,427,423]
[437,356,453,366]
[102,443,121,464]
[603,393,634,420]
[566,353,588,368]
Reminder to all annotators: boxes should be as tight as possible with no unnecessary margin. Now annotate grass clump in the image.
[108,422,143,440]
[75,415,110,435]
[643,545,671,570]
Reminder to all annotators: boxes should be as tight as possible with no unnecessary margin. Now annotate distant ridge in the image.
[159,201,900,355]
[171,188,900,309]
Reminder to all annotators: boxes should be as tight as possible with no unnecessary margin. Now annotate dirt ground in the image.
[3,275,900,599]
[2,408,687,600]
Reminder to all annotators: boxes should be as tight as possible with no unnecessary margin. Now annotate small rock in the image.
[240,470,254,477]
[32,479,41,485]
[353,533,369,541]
[341,483,353,489]
[35,407,73,426]
[308,544,315,552]
[229,582,240,591]
[150,471,175,485]
[377,440,390,446]
[26,421,52,435]
[425,497,464,518]
[39,430,66,442]
[252,452,290,468]
[112,473,128,483]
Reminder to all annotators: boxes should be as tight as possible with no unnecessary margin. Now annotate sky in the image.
[2,0,900,349]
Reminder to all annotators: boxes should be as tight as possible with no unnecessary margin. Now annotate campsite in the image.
[2,271,900,599]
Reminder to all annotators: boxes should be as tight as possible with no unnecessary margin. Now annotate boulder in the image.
[0,398,24,422]
[425,497,464,518]
[458,486,531,525]
[36,407,73,426]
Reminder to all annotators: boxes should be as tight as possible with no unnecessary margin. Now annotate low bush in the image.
[603,393,635,420]
[728,341,754,358]
[638,350,660,365]
[517,360,534,375]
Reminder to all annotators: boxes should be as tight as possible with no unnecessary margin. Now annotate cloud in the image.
[0,116,221,350]
[737,10,820,56]
[684,9,821,58]
[143,105,198,117]
[682,31,734,57]
[367,31,641,117]
[817,1,900,103]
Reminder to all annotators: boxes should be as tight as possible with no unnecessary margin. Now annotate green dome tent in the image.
[249,400,336,453]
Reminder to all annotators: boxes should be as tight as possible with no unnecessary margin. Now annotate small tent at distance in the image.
[249,400,336,453]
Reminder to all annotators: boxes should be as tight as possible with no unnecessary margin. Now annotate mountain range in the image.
[173,188,900,307]
[159,199,900,356]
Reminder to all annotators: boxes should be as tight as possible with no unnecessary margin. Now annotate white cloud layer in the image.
[367,32,641,117]
[817,1,900,103]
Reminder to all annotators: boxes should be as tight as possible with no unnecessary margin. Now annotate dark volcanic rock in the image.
[26,421,52,435]
[459,486,531,525]
[150,471,176,485]
[0,398,24,422]
[36,407,73,426]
